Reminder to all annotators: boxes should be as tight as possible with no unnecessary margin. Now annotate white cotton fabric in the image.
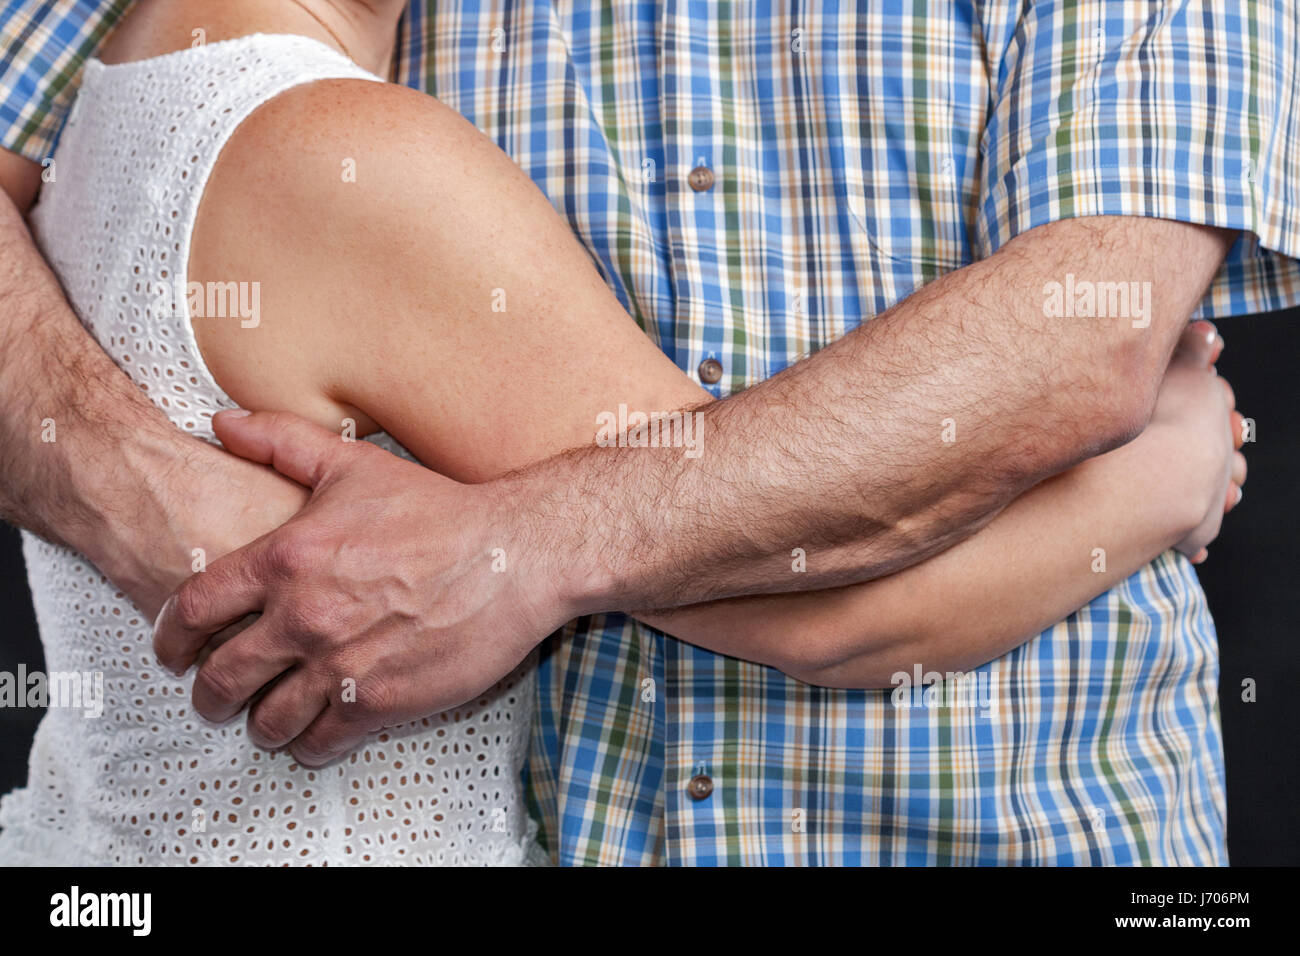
[2,33,544,866]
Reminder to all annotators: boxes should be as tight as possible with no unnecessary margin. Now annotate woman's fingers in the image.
[1223,446,1246,514]
[1219,375,1236,410]
[246,668,331,751]
[1176,320,1219,367]
[1231,410,1246,449]
[1231,450,1248,489]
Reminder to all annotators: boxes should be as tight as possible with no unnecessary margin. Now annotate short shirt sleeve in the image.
[0,0,132,163]
[975,0,1300,318]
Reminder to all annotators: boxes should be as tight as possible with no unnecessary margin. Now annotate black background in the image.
[1,308,1296,865]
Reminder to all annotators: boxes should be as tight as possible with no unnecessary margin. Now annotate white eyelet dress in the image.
[1,34,544,866]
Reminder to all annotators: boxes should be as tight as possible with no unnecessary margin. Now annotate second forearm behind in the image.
[640,420,1204,687]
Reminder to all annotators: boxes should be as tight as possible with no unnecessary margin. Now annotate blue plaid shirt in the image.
[4,0,1298,865]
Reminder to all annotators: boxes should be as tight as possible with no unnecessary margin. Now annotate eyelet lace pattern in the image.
[1,34,541,867]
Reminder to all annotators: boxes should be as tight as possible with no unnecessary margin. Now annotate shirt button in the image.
[698,357,723,384]
[688,165,714,191]
[687,774,714,800]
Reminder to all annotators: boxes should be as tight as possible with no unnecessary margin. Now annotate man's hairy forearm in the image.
[519,216,1233,612]
[0,184,204,601]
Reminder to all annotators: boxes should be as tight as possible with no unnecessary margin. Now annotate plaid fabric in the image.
[4,0,1298,865]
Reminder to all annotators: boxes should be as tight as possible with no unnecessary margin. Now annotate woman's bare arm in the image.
[186,79,1233,685]
[639,400,1222,686]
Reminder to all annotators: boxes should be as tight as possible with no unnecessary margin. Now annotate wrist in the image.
[490,455,622,624]
[75,427,200,614]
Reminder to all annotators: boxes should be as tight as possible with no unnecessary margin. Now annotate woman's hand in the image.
[1146,320,1247,564]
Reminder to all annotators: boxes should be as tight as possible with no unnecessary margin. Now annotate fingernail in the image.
[1235,486,1244,506]
[217,408,252,419]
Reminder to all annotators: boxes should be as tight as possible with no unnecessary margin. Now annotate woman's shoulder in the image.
[185,79,462,443]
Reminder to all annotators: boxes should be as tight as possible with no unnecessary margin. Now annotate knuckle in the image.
[276,594,336,645]
[248,703,293,747]
[263,525,324,579]
[194,656,244,710]
[291,728,339,766]
[349,674,398,724]
[171,581,211,632]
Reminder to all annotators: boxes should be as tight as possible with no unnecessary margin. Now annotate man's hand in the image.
[153,411,574,765]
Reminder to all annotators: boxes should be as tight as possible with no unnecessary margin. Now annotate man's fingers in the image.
[246,668,331,750]
[190,619,299,723]
[212,409,362,488]
[288,706,368,767]
[153,543,271,674]
[193,612,261,670]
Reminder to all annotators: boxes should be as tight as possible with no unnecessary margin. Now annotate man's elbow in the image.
[1094,359,1162,450]
[1040,338,1165,471]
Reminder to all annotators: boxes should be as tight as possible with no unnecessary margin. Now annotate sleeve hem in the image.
[976,162,1300,318]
